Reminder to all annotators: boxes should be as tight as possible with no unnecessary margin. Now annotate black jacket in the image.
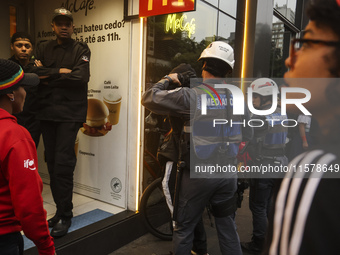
[29,39,91,122]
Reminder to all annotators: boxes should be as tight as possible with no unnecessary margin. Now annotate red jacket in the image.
[0,109,54,255]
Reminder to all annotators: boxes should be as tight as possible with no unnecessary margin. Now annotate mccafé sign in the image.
[139,0,196,17]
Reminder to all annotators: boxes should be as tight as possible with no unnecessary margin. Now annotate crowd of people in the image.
[0,7,90,255]
[142,0,340,255]
[1,0,340,254]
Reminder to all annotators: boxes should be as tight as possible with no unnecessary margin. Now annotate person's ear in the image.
[6,93,15,102]
[10,44,14,51]
[51,23,55,31]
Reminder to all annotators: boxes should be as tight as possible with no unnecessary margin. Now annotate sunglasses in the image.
[289,38,340,66]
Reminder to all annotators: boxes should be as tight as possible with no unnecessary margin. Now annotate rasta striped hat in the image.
[0,59,39,95]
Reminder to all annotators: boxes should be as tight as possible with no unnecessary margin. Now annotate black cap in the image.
[52,8,73,22]
[0,59,39,95]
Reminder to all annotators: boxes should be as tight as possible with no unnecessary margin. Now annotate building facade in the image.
[0,0,309,253]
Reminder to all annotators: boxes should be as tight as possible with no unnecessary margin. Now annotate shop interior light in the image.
[241,0,250,92]
[136,17,144,211]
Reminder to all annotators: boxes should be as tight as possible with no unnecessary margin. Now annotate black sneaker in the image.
[47,215,61,228]
[50,219,72,238]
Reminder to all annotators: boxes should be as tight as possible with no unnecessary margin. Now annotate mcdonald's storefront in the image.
[0,0,308,254]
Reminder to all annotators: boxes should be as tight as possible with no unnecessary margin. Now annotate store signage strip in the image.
[139,0,196,17]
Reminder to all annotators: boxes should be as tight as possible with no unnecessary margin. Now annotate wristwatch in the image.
[163,75,172,83]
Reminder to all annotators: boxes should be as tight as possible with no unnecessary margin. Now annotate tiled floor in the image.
[42,183,125,220]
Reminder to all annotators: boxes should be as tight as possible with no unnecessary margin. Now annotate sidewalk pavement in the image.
[110,189,254,255]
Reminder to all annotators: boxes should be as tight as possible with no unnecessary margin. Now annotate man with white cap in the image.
[241,78,288,254]
[142,41,253,255]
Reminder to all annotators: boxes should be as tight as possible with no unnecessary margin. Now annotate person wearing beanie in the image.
[0,59,55,255]
[28,8,91,237]
[9,31,42,148]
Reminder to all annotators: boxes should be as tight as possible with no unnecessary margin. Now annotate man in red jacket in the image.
[0,59,55,255]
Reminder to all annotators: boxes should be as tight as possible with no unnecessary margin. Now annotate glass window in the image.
[269,16,294,78]
[217,12,236,48]
[274,0,297,23]
[219,0,237,18]
[146,0,218,84]
[202,0,218,8]
[185,1,218,43]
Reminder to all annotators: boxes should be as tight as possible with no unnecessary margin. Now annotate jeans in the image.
[249,156,288,239]
[0,232,23,255]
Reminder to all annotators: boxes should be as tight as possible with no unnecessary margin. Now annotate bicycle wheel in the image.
[140,177,173,241]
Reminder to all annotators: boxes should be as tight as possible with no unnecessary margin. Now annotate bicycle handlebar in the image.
[145,127,169,134]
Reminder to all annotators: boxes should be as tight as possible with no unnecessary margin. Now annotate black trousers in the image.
[41,121,82,219]
[0,232,23,255]
[16,112,42,148]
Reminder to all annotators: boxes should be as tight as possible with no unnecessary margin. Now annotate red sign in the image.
[139,0,196,18]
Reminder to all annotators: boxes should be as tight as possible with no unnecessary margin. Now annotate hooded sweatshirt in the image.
[0,108,54,254]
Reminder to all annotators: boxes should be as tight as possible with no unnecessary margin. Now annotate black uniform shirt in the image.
[30,39,91,122]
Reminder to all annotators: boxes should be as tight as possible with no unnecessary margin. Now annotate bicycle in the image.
[139,176,173,241]
[140,119,174,241]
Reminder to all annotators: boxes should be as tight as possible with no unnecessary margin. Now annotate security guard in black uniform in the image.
[29,8,91,237]
[241,78,288,254]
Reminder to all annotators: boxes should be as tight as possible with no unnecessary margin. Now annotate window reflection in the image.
[273,0,297,23]
[145,0,239,84]
[202,0,218,8]
[146,1,220,84]
[269,16,292,77]
[219,0,237,18]
[217,12,236,49]
[185,2,217,43]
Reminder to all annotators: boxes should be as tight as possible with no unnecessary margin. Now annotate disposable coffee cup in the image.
[103,92,121,125]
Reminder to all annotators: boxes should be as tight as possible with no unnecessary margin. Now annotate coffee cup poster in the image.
[34,0,129,208]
